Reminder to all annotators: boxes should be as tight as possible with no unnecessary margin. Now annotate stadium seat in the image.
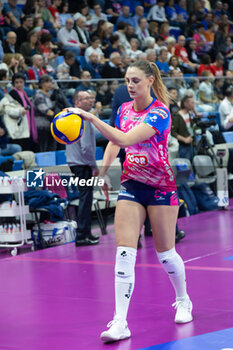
[56,56,64,66]
[95,146,104,160]
[56,150,67,165]
[222,132,233,143]
[35,152,56,167]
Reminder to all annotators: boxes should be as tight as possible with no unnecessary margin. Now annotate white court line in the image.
[184,246,233,263]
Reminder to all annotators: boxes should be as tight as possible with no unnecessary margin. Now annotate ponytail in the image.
[129,60,170,107]
[150,62,169,107]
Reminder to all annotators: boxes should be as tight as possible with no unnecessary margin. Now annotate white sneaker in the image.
[172,296,193,323]
[100,316,131,343]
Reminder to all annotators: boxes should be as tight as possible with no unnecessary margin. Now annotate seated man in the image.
[219,86,233,131]
[57,18,81,56]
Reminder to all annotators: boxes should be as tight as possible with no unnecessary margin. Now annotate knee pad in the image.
[115,246,137,283]
[156,247,185,276]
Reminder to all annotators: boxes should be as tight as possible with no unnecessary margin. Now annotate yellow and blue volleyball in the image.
[51,110,85,144]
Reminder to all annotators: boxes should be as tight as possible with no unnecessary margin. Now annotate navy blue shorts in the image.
[117,180,179,208]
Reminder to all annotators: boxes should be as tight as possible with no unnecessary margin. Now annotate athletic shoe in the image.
[172,296,193,323]
[100,316,131,343]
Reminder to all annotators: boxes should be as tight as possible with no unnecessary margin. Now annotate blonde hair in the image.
[129,60,170,106]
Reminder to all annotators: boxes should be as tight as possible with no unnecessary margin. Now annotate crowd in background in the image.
[0,0,233,158]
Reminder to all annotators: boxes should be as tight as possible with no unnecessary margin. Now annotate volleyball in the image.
[51,110,85,144]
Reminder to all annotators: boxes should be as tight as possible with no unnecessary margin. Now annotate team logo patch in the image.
[150,108,169,119]
[127,153,149,166]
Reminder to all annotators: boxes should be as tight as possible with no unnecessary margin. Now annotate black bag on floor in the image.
[191,183,219,211]
[177,184,200,216]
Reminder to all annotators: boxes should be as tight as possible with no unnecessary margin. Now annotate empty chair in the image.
[192,155,216,184]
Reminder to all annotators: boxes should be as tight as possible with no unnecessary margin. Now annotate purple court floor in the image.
[0,204,233,350]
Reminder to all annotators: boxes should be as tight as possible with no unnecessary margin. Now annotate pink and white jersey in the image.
[115,98,176,191]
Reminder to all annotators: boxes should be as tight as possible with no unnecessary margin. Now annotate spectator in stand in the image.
[226,36,233,62]
[210,53,224,77]
[148,21,159,40]
[100,52,125,79]
[35,0,57,32]
[213,77,224,101]
[197,53,212,76]
[213,23,228,59]
[104,0,122,24]
[16,15,33,48]
[14,53,29,80]
[169,55,181,72]
[74,16,90,53]
[48,0,62,28]
[57,51,80,95]
[127,38,143,63]
[23,0,37,15]
[145,48,157,63]
[27,54,47,81]
[83,52,102,79]
[0,69,10,101]
[193,23,211,56]
[213,0,223,21]
[186,12,198,38]
[156,47,170,76]
[199,70,218,111]
[84,36,105,64]
[143,36,156,51]
[104,34,121,59]
[0,41,4,62]
[125,24,138,43]
[88,4,107,32]
[175,0,188,23]
[147,1,168,25]
[33,75,56,152]
[136,17,151,49]
[171,95,194,160]
[3,32,19,54]
[174,35,198,73]
[0,0,7,37]
[0,114,22,156]
[3,53,20,78]
[168,85,180,116]
[204,23,216,46]
[116,6,134,27]
[76,70,94,93]
[60,2,72,27]
[132,6,145,29]
[219,86,233,131]
[2,0,23,30]
[222,70,233,95]
[104,22,115,42]
[165,0,179,23]
[121,52,131,71]
[201,11,213,31]
[115,22,131,51]
[91,20,109,51]
[193,0,207,22]
[73,3,91,22]
[0,72,38,151]
[166,36,176,59]
[39,32,58,67]
[57,18,81,56]
[20,29,42,66]
[96,81,113,108]
[186,39,200,66]
[159,22,170,41]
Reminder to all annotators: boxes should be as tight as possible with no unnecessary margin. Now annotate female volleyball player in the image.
[67,60,193,343]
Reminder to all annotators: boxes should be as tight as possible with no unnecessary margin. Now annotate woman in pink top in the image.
[67,60,193,343]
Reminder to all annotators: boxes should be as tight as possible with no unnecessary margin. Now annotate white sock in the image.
[114,246,137,322]
[157,247,188,299]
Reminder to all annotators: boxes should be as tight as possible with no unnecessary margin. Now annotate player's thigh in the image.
[147,205,179,252]
[114,200,146,249]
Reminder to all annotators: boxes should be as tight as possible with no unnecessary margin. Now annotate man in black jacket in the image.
[2,31,19,53]
[100,52,125,79]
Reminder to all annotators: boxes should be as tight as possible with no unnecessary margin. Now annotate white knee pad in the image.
[115,246,137,283]
[156,247,185,276]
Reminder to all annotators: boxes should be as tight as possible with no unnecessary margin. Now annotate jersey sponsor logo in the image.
[139,143,152,148]
[122,115,128,120]
[127,153,149,166]
[130,115,142,121]
[151,108,169,119]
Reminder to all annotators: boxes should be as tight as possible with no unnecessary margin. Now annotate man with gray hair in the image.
[66,90,99,246]
[57,18,81,56]
[100,52,125,78]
